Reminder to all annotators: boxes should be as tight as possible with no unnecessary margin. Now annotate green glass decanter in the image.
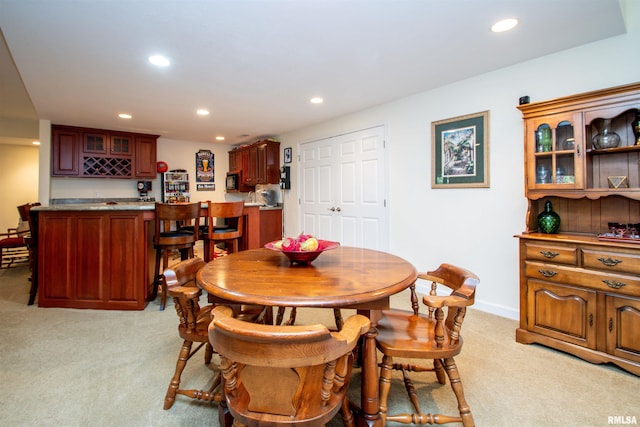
[537,201,560,234]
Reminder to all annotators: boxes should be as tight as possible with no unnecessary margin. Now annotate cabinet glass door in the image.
[528,112,584,190]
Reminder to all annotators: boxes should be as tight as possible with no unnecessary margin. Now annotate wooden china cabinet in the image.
[515,82,640,376]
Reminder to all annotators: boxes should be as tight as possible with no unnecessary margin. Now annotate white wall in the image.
[0,144,39,231]
[278,1,640,320]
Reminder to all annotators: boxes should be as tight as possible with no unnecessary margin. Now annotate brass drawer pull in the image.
[609,317,613,333]
[538,269,557,278]
[603,279,626,289]
[589,313,593,327]
[540,250,559,258]
[597,257,622,267]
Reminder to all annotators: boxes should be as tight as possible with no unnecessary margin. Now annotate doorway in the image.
[298,125,388,251]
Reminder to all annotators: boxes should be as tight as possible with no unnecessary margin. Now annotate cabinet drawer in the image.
[524,242,578,265]
[582,248,640,276]
[525,261,640,297]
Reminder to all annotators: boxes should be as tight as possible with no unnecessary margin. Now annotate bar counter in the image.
[31,200,282,309]
[32,201,157,310]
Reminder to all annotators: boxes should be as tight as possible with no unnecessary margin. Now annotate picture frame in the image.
[431,110,490,188]
[284,147,292,164]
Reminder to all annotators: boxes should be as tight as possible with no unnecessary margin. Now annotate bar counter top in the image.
[33,202,155,211]
[33,201,281,211]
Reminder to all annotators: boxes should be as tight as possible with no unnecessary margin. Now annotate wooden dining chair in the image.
[375,263,479,427]
[163,257,264,410]
[152,202,201,310]
[1,203,39,269]
[208,304,371,427]
[203,201,244,262]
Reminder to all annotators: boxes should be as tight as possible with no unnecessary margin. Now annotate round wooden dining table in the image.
[197,246,417,427]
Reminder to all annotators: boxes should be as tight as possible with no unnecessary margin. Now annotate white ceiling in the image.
[0,0,627,146]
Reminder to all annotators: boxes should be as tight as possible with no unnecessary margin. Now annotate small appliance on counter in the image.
[137,181,153,201]
[255,183,280,207]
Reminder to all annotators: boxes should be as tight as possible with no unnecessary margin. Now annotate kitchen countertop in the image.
[33,201,282,211]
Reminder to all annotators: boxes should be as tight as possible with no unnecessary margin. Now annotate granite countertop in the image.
[33,201,155,211]
[34,199,282,211]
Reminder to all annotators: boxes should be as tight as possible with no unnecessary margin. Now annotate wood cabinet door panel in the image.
[82,132,108,154]
[107,215,142,302]
[259,209,283,246]
[135,137,157,178]
[74,215,106,301]
[52,128,80,176]
[606,295,640,363]
[38,215,75,301]
[527,280,597,348]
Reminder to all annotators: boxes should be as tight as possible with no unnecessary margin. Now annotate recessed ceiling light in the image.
[118,113,132,119]
[197,109,210,116]
[32,141,40,145]
[491,18,518,33]
[215,136,225,141]
[148,55,171,67]
[310,97,324,104]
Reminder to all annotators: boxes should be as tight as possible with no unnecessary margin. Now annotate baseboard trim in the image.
[415,282,519,321]
[472,299,518,320]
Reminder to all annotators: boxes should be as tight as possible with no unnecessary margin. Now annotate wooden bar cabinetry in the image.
[51,125,158,179]
[241,206,283,250]
[228,139,280,187]
[37,208,154,310]
[516,83,640,376]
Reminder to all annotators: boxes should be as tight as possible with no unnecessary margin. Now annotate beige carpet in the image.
[0,263,637,427]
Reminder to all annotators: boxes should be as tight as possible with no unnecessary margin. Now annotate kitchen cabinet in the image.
[516,83,640,376]
[229,148,244,172]
[37,209,154,310]
[135,136,158,178]
[82,130,133,156]
[51,125,158,179]
[228,139,280,187]
[52,126,80,176]
[241,206,282,250]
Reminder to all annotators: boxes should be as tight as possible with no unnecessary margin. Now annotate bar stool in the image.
[152,202,201,310]
[203,201,244,262]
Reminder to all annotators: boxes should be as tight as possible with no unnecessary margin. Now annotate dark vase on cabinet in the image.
[537,201,560,233]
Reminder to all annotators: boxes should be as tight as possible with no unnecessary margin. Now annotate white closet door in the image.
[298,125,388,251]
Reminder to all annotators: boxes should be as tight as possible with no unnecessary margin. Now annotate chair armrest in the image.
[422,293,475,309]
[334,314,370,345]
[167,285,202,300]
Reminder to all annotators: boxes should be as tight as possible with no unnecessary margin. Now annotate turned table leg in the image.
[358,325,382,427]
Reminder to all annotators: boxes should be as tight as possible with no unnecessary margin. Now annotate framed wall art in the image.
[196,149,214,183]
[431,110,490,188]
[284,147,292,163]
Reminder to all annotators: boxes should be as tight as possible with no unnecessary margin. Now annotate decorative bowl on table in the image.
[264,238,340,265]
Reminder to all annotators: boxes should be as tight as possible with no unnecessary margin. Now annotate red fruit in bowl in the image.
[298,233,312,243]
[281,237,296,251]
